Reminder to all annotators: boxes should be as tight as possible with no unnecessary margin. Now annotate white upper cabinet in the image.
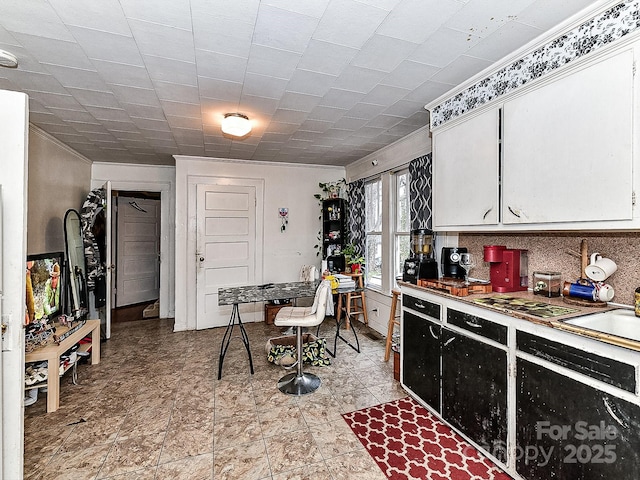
[502,49,634,225]
[432,108,499,228]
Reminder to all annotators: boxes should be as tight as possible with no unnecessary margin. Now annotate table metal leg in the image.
[325,310,360,357]
[217,303,254,380]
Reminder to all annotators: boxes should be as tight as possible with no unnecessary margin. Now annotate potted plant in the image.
[314,179,347,200]
[342,243,365,273]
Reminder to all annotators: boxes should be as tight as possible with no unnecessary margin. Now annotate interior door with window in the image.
[196,184,257,329]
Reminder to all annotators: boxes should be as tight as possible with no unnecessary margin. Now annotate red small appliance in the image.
[483,245,529,293]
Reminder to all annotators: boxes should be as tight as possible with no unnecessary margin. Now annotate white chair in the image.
[296,265,318,307]
[274,280,332,395]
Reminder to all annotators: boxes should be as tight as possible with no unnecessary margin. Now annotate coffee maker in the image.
[441,247,468,279]
[484,245,529,292]
[402,229,438,284]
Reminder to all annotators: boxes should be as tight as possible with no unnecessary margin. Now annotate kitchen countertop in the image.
[398,281,640,352]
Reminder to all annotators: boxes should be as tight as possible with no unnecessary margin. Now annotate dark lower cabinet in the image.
[442,328,508,463]
[517,358,640,480]
[402,311,440,411]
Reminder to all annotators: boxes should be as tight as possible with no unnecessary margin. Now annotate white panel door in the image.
[115,196,161,307]
[196,184,257,329]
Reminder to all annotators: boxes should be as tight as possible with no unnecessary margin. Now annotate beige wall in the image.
[27,126,92,254]
[459,232,640,306]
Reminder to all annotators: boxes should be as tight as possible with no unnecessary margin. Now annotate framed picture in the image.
[26,252,65,325]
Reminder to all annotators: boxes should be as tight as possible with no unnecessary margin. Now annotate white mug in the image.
[595,283,615,302]
[585,253,617,282]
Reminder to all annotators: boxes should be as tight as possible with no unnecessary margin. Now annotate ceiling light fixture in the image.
[0,49,18,68]
[221,113,251,137]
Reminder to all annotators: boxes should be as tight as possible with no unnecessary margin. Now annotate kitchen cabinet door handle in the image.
[414,301,425,309]
[429,326,439,339]
[465,320,482,329]
[507,206,521,218]
[483,208,492,220]
[443,337,456,346]
[603,397,628,428]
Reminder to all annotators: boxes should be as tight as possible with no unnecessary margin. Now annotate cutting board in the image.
[418,278,492,297]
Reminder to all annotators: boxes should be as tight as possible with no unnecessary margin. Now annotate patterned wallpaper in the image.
[409,154,433,231]
[430,0,640,128]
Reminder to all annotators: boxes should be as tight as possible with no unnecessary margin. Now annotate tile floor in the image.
[24,316,405,479]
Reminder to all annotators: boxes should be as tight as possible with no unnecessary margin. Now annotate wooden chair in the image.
[384,289,401,362]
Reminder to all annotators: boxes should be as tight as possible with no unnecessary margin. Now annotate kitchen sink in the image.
[563,309,640,341]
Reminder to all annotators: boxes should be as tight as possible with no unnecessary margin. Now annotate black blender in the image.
[402,229,438,284]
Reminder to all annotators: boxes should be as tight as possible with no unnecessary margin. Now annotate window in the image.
[365,178,382,288]
[394,170,411,281]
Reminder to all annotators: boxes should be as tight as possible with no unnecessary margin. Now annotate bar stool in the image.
[343,272,368,328]
[384,289,401,362]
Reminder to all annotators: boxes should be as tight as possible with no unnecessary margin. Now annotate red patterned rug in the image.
[343,397,513,480]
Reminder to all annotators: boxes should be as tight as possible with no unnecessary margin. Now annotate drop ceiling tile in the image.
[319,88,365,110]
[108,84,161,107]
[5,70,68,95]
[13,33,94,70]
[297,39,358,76]
[81,130,118,142]
[322,128,352,140]
[383,99,427,118]
[410,26,483,68]
[0,2,75,42]
[332,66,386,94]
[160,100,202,118]
[352,34,418,73]
[262,0,330,19]
[378,0,464,44]
[246,45,301,80]
[253,4,319,54]
[238,95,280,117]
[166,115,203,129]
[93,61,154,89]
[466,20,543,62]
[270,108,308,124]
[264,121,299,135]
[363,84,411,106]
[286,69,337,96]
[152,81,199,103]
[307,105,347,122]
[517,0,595,30]
[403,79,454,103]
[128,19,195,63]
[198,76,243,101]
[195,49,248,83]
[291,130,322,141]
[0,45,50,74]
[171,127,204,145]
[242,72,288,100]
[43,64,109,91]
[53,132,95,145]
[120,103,166,120]
[67,121,111,134]
[313,0,389,49]
[278,91,322,112]
[67,26,143,66]
[48,0,131,35]
[120,0,193,31]
[46,107,99,123]
[84,105,132,122]
[333,116,368,130]
[108,130,145,141]
[444,0,536,38]
[147,137,178,148]
[179,145,206,156]
[29,111,66,126]
[0,25,21,46]
[133,118,173,132]
[366,113,404,129]
[65,88,122,109]
[143,55,197,86]
[381,60,440,90]
[346,102,387,119]
[299,119,333,133]
[25,91,84,110]
[431,54,492,85]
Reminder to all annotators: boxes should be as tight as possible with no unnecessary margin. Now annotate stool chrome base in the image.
[277,372,321,396]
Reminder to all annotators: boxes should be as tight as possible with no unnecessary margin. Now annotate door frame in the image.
[91,178,172,320]
[185,175,264,331]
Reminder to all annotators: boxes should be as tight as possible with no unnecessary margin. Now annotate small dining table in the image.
[216,281,319,379]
